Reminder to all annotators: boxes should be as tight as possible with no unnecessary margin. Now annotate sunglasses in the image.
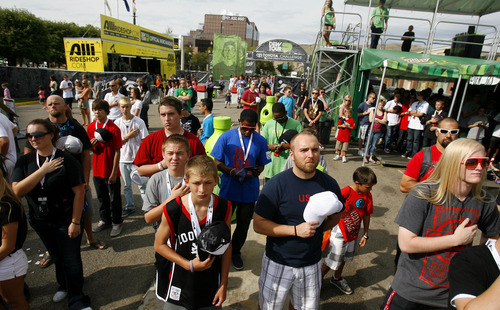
[110,84,117,87]
[320,91,325,94]
[240,125,256,131]
[273,115,287,122]
[345,100,351,102]
[27,131,49,139]
[463,157,490,170]
[312,92,319,95]
[437,128,460,135]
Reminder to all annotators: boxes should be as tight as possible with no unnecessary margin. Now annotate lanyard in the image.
[36,147,57,188]
[166,173,185,198]
[275,118,288,142]
[238,128,253,165]
[188,193,214,241]
[311,99,318,111]
[95,118,109,131]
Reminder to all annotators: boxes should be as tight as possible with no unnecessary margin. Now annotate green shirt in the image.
[261,118,303,179]
[372,7,389,29]
[174,88,193,112]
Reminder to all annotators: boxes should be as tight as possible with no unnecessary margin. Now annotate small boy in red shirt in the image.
[334,109,355,163]
[87,99,123,237]
[321,166,377,295]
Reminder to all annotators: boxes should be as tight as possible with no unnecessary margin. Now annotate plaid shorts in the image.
[358,124,369,140]
[259,254,322,310]
[324,225,355,270]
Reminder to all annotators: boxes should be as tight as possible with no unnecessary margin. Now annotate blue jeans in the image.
[119,162,147,210]
[365,131,382,156]
[385,125,398,149]
[406,129,422,156]
[30,219,90,310]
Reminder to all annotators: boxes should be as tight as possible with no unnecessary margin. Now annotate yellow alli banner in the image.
[101,41,174,59]
[64,39,105,71]
[100,15,174,52]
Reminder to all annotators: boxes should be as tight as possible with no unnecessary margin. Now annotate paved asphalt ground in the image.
[15,96,410,309]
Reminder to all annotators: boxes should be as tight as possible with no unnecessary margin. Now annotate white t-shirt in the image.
[492,113,500,138]
[114,116,149,163]
[0,113,17,180]
[467,115,489,140]
[0,113,16,163]
[59,80,74,98]
[131,99,143,116]
[384,100,402,126]
[408,100,429,130]
[104,92,124,120]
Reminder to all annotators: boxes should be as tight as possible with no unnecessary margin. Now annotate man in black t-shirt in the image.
[401,25,415,52]
[296,82,308,109]
[180,102,201,135]
[253,130,344,310]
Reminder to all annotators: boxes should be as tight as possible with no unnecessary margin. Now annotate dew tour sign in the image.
[64,39,104,72]
[253,39,308,63]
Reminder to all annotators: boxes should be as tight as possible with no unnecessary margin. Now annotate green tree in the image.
[45,21,100,67]
[0,8,49,66]
[255,60,276,75]
[277,63,294,76]
[190,52,209,71]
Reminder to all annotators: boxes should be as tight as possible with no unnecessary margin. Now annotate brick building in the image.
[184,14,259,52]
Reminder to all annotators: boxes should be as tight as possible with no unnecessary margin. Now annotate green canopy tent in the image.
[357,48,500,165]
[344,0,500,16]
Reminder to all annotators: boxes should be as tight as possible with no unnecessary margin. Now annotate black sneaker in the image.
[232,255,244,270]
[122,208,135,218]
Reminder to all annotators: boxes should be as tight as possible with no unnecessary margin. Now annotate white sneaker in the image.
[81,307,93,310]
[342,156,348,163]
[357,150,364,156]
[110,223,123,237]
[333,154,340,161]
[53,290,68,303]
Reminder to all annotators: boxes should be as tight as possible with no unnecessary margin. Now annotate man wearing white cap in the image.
[253,130,344,310]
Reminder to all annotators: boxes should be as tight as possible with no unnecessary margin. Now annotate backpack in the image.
[418,147,435,181]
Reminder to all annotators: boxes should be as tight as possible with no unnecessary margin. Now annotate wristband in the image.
[157,162,164,171]
[362,234,369,240]
[189,260,194,272]
[71,221,80,226]
[294,226,297,236]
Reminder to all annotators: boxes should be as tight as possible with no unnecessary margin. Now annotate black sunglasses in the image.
[27,131,49,139]
[273,115,287,122]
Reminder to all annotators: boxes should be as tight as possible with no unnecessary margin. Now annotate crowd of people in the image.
[0,69,499,310]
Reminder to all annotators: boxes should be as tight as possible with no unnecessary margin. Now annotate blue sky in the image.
[2,0,499,48]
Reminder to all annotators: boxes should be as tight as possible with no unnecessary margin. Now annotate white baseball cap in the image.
[303,191,344,226]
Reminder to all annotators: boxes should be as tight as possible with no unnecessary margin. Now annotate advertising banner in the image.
[100,15,174,52]
[213,34,246,80]
[64,39,105,71]
[253,39,308,63]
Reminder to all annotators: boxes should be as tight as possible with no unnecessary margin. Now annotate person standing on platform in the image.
[401,25,415,52]
[370,0,389,49]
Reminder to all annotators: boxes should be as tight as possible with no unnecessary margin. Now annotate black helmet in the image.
[197,221,231,261]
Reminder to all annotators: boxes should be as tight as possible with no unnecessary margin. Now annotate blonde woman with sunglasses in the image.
[381,138,500,309]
